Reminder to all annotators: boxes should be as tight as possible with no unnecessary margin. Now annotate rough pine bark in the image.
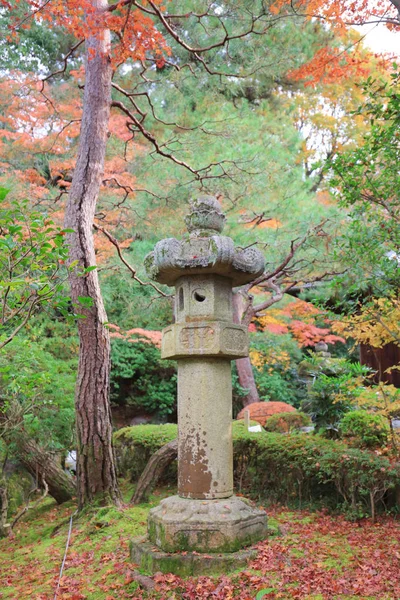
[64,0,121,508]
[233,290,260,406]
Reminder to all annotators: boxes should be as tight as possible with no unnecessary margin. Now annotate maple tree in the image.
[332,297,400,449]
[334,296,400,350]
[232,221,343,405]
[289,45,389,190]
[257,299,345,348]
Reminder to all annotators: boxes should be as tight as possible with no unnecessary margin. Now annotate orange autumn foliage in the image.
[256,300,345,348]
[288,46,370,88]
[269,1,396,88]
[3,0,170,68]
[107,323,162,348]
[243,217,282,230]
[237,401,296,427]
[289,320,345,347]
[270,0,399,29]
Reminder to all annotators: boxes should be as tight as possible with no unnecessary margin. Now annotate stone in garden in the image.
[314,341,331,357]
[244,408,250,430]
[132,196,268,572]
[237,401,297,427]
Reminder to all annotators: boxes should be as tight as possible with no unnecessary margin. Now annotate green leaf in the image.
[0,188,10,201]
[77,296,94,308]
[255,589,276,599]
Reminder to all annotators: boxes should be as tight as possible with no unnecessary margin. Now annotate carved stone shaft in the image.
[178,358,233,499]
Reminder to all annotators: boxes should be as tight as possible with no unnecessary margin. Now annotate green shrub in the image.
[6,470,33,517]
[340,410,389,448]
[234,430,400,517]
[110,339,177,418]
[0,335,76,452]
[264,411,311,433]
[114,424,400,517]
[250,333,306,407]
[114,424,177,481]
[257,370,300,405]
[300,357,370,433]
[302,373,355,433]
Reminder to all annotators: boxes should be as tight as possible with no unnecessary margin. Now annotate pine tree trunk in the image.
[65,0,121,508]
[233,290,260,406]
[15,433,75,504]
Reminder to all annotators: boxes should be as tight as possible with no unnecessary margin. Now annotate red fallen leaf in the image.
[124,569,135,584]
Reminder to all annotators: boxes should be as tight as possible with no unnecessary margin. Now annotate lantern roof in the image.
[144,196,265,287]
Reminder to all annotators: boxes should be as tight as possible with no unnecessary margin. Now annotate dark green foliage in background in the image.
[100,240,173,333]
[300,356,371,433]
[110,339,177,419]
[0,332,76,453]
[251,332,307,407]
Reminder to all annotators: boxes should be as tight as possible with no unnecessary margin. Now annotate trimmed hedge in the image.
[114,424,177,482]
[263,411,311,433]
[114,423,400,516]
[233,429,400,518]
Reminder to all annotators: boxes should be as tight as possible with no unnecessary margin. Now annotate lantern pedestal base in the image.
[147,495,267,554]
[130,537,259,577]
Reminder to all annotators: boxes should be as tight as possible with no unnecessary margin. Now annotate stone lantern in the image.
[133,196,268,574]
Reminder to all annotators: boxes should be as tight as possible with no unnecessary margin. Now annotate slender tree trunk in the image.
[131,439,178,505]
[0,475,9,537]
[235,357,260,406]
[15,433,75,504]
[233,289,260,406]
[65,0,121,508]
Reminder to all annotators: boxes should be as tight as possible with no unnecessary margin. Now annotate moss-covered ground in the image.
[0,484,399,599]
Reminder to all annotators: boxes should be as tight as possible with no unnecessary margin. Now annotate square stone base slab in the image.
[148,495,267,553]
[130,536,258,577]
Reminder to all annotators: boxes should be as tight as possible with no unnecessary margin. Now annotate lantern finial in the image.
[184,195,226,236]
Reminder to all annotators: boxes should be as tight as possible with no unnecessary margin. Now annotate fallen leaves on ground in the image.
[0,498,399,599]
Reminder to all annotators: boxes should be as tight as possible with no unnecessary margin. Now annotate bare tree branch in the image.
[93,223,170,298]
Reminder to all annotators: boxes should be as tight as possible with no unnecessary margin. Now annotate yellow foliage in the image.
[249,349,291,372]
[333,297,400,348]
